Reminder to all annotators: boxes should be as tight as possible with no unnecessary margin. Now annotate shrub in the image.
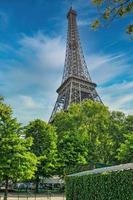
[66,169,133,200]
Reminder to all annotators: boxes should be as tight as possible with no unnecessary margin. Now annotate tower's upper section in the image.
[62,7,92,83]
[67,7,77,18]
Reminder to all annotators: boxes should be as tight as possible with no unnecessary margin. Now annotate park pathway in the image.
[0,193,66,200]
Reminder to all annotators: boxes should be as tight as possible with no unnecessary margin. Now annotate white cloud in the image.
[99,81,133,115]
[5,94,55,124]
[19,95,39,109]
[0,32,64,92]
[87,53,125,71]
[105,95,133,115]
[86,52,132,84]
[19,32,65,69]
[115,94,133,106]
[99,81,133,95]
[0,32,65,123]
[85,52,133,115]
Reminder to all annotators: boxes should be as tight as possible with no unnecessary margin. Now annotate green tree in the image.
[117,114,133,163]
[117,133,133,162]
[53,104,89,175]
[57,129,89,176]
[0,97,37,200]
[25,119,57,192]
[109,111,126,164]
[53,100,114,175]
[125,115,133,133]
[80,100,113,165]
[91,0,133,39]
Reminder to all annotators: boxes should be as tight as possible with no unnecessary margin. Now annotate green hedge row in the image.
[66,169,133,200]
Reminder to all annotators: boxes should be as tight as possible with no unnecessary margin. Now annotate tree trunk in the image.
[35,175,39,193]
[4,177,9,200]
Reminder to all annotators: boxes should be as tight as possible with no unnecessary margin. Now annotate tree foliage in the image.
[54,101,113,175]
[0,97,37,200]
[117,115,133,163]
[109,111,126,163]
[91,0,133,39]
[117,133,133,162]
[53,100,132,175]
[0,94,132,196]
[25,119,57,192]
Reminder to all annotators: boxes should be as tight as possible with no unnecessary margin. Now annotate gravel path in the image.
[0,194,66,200]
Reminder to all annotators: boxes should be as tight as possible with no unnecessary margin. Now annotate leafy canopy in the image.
[91,0,133,39]
[53,100,115,174]
[53,100,133,175]
[25,119,57,178]
[0,97,37,182]
[117,115,133,163]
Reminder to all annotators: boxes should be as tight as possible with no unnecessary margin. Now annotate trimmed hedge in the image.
[66,169,133,200]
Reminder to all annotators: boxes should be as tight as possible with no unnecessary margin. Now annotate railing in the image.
[0,192,65,200]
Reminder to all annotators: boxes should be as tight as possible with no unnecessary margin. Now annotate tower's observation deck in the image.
[49,8,102,122]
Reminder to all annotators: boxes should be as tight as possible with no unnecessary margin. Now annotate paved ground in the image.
[0,194,66,200]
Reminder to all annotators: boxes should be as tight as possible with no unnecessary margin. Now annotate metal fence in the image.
[0,192,65,200]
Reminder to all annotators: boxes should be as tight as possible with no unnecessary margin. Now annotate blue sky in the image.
[0,0,133,124]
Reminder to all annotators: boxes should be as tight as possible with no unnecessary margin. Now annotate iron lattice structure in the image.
[49,8,102,122]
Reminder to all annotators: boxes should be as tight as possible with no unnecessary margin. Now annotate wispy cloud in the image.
[0,30,132,123]
[86,52,132,84]
[85,51,133,115]
[98,81,133,114]
[19,95,40,109]
[0,32,65,123]
[19,32,65,69]
[0,32,65,91]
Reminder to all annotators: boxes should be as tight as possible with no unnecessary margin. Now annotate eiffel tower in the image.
[49,7,102,122]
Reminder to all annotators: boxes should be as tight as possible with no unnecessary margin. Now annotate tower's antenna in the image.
[70,0,73,7]
[65,0,73,9]
[69,0,73,8]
